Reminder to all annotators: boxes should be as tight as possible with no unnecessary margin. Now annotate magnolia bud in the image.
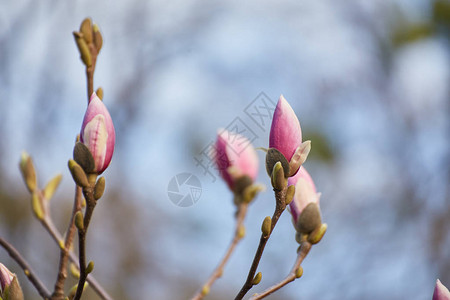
[214,130,258,193]
[433,279,450,300]
[80,92,115,174]
[288,167,322,233]
[269,95,303,175]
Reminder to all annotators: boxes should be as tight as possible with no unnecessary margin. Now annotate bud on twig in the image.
[73,32,92,67]
[80,18,93,44]
[295,266,304,278]
[94,177,105,200]
[68,160,89,188]
[261,216,272,238]
[86,261,94,274]
[307,223,327,245]
[31,192,44,221]
[285,185,295,205]
[19,152,37,193]
[43,174,62,201]
[93,24,103,53]
[271,161,286,190]
[252,272,262,285]
[75,211,84,231]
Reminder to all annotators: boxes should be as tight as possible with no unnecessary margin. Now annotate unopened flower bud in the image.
[0,263,14,292]
[433,279,450,300]
[214,130,258,193]
[80,92,115,174]
[288,167,321,233]
[269,95,303,175]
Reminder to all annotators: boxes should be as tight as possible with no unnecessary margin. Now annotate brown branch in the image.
[0,237,51,299]
[235,187,287,300]
[191,203,248,300]
[50,185,82,299]
[73,186,97,300]
[39,198,112,300]
[250,242,312,300]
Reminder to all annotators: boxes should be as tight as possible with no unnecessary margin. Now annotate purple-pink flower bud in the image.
[288,166,319,224]
[80,92,116,174]
[0,263,14,292]
[269,95,302,162]
[433,279,450,300]
[214,130,258,191]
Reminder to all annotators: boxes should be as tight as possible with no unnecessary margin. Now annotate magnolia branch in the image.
[191,203,249,300]
[50,185,82,299]
[40,192,111,300]
[73,186,97,300]
[250,241,312,299]
[235,187,287,300]
[0,237,51,299]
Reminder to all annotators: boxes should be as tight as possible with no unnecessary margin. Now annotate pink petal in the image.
[80,92,116,173]
[214,130,258,190]
[433,280,450,300]
[269,95,302,162]
[288,166,318,223]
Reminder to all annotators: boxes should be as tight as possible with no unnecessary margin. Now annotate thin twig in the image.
[235,186,288,300]
[73,186,97,300]
[40,201,112,300]
[191,203,249,300]
[50,185,82,299]
[0,237,51,299]
[250,242,312,300]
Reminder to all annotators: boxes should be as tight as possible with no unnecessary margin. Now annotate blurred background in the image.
[0,0,449,299]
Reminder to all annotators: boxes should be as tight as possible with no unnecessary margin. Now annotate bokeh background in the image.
[0,0,449,299]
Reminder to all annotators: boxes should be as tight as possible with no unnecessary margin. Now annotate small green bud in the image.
[271,161,286,190]
[43,174,62,201]
[237,225,246,239]
[94,177,105,200]
[86,261,94,274]
[73,32,92,67]
[68,160,89,188]
[295,266,304,278]
[67,284,78,300]
[96,87,104,100]
[93,24,103,52]
[31,192,44,220]
[69,263,80,279]
[80,18,93,44]
[261,216,271,238]
[201,285,209,296]
[251,272,262,285]
[285,185,295,205]
[19,152,37,193]
[75,211,84,231]
[241,184,264,204]
[307,223,327,245]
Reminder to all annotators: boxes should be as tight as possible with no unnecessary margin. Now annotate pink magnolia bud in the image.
[269,95,302,162]
[0,263,14,292]
[80,92,116,174]
[433,279,450,300]
[288,166,320,225]
[214,130,258,191]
